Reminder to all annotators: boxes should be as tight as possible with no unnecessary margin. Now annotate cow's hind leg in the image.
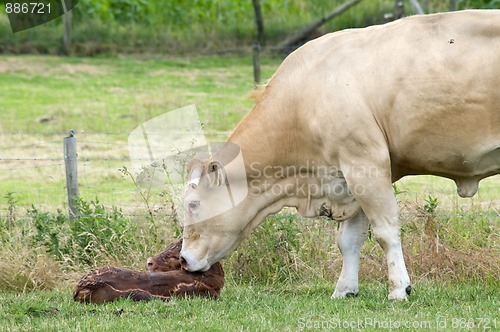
[350,178,411,300]
[340,151,411,300]
[332,210,369,298]
[371,209,411,300]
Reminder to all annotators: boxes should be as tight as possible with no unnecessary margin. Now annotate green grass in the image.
[0,55,280,133]
[1,282,498,331]
[0,55,282,211]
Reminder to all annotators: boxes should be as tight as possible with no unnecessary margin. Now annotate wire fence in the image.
[0,131,498,221]
[0,131,222,220]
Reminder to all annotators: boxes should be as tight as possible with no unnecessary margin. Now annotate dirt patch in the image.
[58,63,104,75]
[148,68,233,79]
[0,56,108,77]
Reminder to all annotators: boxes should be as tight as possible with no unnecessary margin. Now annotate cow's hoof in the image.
[388,286,410,301]
[331,289,359,299]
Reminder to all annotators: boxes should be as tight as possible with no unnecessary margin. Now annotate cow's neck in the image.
[228,98,321,177]
[226,99,358,233]
[228,107,298,169]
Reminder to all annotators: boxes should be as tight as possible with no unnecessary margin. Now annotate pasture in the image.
[0,55,499,331]
[1,283,498,331]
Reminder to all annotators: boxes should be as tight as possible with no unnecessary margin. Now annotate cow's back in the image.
[271,10,500,185]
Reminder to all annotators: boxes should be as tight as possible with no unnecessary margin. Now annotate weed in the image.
[158,189,182,239]
[69,199,138,265]
[4,192,17,227]
[424,195,439,214]
[119,165,183,240]
[29,207,69,260]
[119,166,154,222]
[29,199,138,265]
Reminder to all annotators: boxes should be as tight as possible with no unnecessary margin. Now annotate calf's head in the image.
[146,239,183,272]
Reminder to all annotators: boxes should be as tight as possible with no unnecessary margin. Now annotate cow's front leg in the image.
[332,210,368,298]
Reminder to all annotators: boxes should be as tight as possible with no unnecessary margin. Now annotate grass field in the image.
[1,283,498,331]
[0,54,278,212]
[0,55,499,331]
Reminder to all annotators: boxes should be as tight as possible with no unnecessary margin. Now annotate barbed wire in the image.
[0,210,497,220]
[0,132,230,154]
[0,131,229,136]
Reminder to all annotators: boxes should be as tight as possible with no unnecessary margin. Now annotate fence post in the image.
[252,42,261,85]
[450,0,458,11]
[64,130,79,219]
[252,0,265,47]
[62,0,72,55]
[394,0,404,20]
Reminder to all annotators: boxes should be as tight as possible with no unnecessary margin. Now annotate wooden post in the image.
[62,0,72,55]
[252,43,261,85]
[394,0,404,20]
[64,130,79,219]
[252,0,265,47]
[252,0,264,86]
[450,0,458,11]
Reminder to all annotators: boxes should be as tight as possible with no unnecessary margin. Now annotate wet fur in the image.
[73,239,224,304]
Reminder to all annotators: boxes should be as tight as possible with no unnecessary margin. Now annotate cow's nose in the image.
[180,250,210,272]
[179,255,189,271]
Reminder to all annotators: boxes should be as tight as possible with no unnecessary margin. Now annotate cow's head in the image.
[179,143,261,272]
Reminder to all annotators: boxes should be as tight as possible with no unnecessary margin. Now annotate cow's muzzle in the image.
[180,250,210,272]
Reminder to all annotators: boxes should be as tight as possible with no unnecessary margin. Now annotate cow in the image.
[179,10,500,300]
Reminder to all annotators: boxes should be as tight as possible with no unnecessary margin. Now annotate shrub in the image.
[30,207,69,260]
[29,199,139,265]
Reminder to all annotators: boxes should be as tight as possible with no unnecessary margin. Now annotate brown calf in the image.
[74,239,224,304]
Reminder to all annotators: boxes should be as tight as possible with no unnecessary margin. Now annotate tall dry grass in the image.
[224,203,499,287]
[1,181,498,291]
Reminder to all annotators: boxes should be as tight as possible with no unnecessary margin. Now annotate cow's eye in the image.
[187,201,200,213]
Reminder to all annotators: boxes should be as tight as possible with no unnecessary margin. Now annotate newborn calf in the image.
[74,239,224,304]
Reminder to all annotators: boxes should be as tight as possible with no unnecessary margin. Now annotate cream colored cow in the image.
[180,10,500,300]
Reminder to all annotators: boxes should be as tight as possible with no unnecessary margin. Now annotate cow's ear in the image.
[187,159,206,189]
[208,161,226,186]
